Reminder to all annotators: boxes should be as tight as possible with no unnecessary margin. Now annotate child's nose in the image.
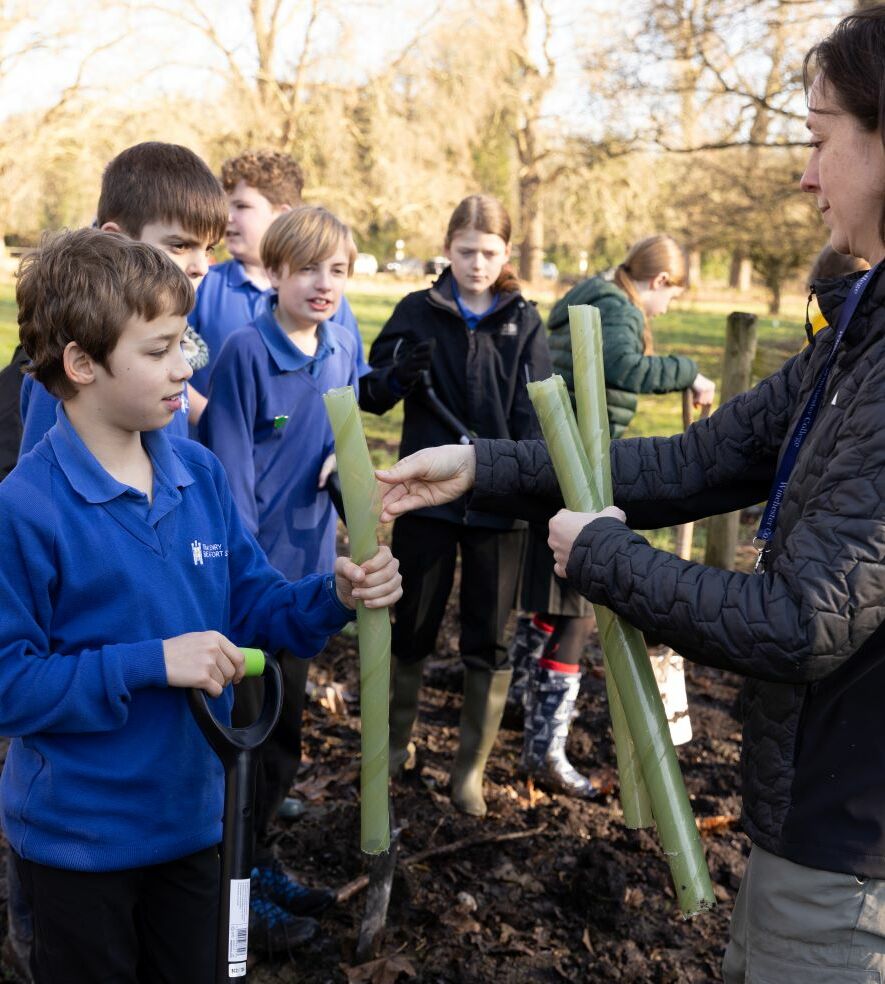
[188,253,210,278]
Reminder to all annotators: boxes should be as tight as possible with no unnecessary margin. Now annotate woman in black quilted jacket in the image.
[375,8,885,980]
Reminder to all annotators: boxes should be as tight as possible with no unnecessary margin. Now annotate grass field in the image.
[0,275,805,457]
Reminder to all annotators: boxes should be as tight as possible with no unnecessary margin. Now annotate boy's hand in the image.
[334,546,402,610]
[376,445,476,522]
[318,453,337,489]
[549,507,626,578]
[162,631,245,697]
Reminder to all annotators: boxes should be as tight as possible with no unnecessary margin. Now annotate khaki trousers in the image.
[724,844,885,983]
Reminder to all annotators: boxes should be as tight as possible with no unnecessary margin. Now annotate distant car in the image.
[541,261,559,281]
[353,252,378,276]
[385,258,424,278]
[424,256,450,276]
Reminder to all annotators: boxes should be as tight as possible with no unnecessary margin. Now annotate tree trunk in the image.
[728,252,753,291]
[518,173,543,283]
[687,250,702,288]
[768,279,782,315]
[704,312,758,571]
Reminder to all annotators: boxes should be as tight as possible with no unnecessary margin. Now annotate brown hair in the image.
[97,142,227,245]
[613,235,687,352]
[221,150,305,207]
[444,194,520,294]
[804,8,885,243]
[807,243,870,288]
[260,206,357,276]
[17,228,193,400]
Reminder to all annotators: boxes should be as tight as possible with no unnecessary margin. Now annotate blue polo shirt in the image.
[0,407,353,872]
[188,259,367,392]
[200,302,359,580]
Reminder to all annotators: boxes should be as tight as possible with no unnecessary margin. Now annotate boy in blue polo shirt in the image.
[188,149,367,395]
[0,228,401,983]
[19,141,226,454]
[200,205,360,952]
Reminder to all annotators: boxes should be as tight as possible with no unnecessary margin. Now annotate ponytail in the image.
[614,235,687,353]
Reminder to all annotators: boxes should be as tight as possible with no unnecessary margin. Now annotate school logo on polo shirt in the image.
[191,540,229,565]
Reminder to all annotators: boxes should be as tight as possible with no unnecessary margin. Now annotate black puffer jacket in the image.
[470,267,885,877]
[361,269,551,528]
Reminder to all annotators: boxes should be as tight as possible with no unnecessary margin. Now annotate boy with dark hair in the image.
[201,207,360,945]
[188,149,367,394]
[1,227,400,983]
[18,141,227,454]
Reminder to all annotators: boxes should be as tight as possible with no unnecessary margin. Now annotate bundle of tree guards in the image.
[526,305,714,917]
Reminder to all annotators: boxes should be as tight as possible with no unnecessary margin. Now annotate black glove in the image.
[392,338,436,392]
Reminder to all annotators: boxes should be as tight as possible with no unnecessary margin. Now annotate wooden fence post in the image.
[703,312,758,570]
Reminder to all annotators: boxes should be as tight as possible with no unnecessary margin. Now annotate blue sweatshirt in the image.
[19,375,189,456]
[0,407,353,872]
[199,304,359,580]
[188,259,367,392]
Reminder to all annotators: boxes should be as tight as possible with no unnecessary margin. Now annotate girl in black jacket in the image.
[360,194,551,816]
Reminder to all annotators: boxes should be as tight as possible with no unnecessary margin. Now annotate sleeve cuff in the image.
[113,639,168,693]
[324,573,357,622]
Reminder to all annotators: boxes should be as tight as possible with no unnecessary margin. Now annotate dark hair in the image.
[17,228,193,399]
[220,150,305,207]
[806,243,870,288]
[444,194,520,294]
[97,142,227,245]
[804,7,885,241]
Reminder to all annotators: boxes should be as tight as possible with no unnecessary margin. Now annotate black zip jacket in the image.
[468,267,885,877]
[360,269,551,527]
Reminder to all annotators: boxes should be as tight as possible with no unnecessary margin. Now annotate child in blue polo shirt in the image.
[199,205,360,951]
[188,150,367,395]
[0,228,401,984]
[19,142,227,454]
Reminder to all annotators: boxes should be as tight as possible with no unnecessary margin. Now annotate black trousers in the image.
[14,846,219,984]
[391,515,524,670]
[231,648,308,864]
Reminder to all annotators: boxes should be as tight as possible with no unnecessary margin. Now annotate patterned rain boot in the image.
[520,660,602,799]
[505,615,554,721]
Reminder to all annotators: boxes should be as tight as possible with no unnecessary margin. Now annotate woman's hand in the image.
[548,506,626,578]
[334,546,402,610]
[375,445,476,522]
[691,373,716,409]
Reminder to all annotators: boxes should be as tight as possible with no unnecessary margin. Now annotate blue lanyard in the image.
[753,263,879,574]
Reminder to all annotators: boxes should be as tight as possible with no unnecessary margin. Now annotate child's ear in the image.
[99,221,122,234]
[503,241,512,262]
[267,267,281,290]
[651,271,670,290]
[63,341,97,388]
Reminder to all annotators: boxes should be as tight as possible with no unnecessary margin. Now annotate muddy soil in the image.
[0,560,754,984]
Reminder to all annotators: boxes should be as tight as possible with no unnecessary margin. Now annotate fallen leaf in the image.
[343,954,417,984]
[581,927,594,954]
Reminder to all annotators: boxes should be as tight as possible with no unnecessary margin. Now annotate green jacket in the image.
[547,276,698,437]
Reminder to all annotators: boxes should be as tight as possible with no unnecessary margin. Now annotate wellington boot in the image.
[521,663,602,800]
[504,615,552,726]
[450,666,513,817]
[388,656,426,775]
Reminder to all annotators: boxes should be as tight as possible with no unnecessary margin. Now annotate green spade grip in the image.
[241,648,265,677]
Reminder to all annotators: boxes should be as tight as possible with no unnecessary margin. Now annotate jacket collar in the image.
[814,264,885,342]
[428,268,520,323]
